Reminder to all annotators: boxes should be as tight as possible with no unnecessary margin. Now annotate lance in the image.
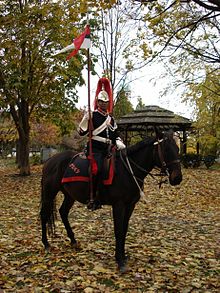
[54,23,94,204]
[86,47,95,205]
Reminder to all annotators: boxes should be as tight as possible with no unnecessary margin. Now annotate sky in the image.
[76,64,194,120]
[72,1,197,121]
[74,9,195,121]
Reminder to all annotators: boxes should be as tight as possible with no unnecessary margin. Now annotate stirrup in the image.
[87,200,102,211]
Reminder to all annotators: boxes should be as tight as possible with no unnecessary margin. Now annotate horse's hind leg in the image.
[40,186,58,250]
[59,191,78,247]
[40,202,51,250]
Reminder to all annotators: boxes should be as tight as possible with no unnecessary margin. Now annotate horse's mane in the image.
[125,136,156,156]
[43,150,76,174]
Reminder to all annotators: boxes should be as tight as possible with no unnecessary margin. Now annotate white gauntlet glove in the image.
[78,112,91,132]
[116,137,126,150]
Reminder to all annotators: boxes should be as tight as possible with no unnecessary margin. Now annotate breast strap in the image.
[92,115,111,136]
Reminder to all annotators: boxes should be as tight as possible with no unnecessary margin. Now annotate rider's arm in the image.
[77,112,92,136]
[111,118,126,150]
[116,136,126,150]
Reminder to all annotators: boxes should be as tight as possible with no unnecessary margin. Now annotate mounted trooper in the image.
[78,77,125,210]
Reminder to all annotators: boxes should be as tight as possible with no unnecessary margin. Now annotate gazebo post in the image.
[125,127,128,146]
[183,130,187,155]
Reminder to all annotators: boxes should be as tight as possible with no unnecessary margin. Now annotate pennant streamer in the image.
[66,25,90,60]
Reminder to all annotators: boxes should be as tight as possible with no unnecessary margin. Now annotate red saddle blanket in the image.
[61,152,114,185]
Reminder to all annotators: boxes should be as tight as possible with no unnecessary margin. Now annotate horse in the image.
[40,130,182,273]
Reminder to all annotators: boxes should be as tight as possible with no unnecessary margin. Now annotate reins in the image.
[119,137,179,192]
[119,150,145,196]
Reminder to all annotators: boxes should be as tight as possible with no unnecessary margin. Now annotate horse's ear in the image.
[167,129,174,139]
[154,126,163,140]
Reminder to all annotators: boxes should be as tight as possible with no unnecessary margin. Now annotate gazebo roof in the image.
[117,105,192,132]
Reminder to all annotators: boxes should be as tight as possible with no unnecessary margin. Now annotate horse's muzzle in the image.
[169,169,182,186]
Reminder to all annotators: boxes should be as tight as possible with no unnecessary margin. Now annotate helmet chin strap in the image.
[97,106,108,115]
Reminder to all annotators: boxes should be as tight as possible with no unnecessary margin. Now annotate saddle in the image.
[61,152,114,185]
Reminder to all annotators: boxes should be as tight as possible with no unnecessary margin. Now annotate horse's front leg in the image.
[112,202,127,272]
[122,203,136,256]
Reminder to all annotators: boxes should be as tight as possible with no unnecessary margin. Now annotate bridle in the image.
[153,138,180,187]
[153,138,180,176]
[120,137,180,192]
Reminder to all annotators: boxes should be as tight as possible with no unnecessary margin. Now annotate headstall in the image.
[120,137,180,191]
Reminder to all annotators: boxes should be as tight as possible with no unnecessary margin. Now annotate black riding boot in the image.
[87,196,102,211]
[87,176,102,211]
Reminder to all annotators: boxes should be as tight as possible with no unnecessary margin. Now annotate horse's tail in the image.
[40,175,57,237]
[40,150,77,241]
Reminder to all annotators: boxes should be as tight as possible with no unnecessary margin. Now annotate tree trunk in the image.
[15,139,20,166]
[17,132,30,176]
[10,98,31,176]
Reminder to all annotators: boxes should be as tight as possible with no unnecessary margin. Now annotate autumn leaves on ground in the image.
[0,162,219,293]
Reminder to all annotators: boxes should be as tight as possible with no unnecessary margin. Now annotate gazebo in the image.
[116,105,193,154]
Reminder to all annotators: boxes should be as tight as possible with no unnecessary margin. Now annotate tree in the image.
[61,109,87,152]
[113,86,133,118]
[188,69,220,156]
[131,1,220,65]
[0,0,123,175]
[136,97,146,110]
[0,114,17,157]
[130,0,220,128]
[123,0,220,92]
[0,0,106,175]
[30,119,61,149]
[95,0,152,102]
[134,1,220,12]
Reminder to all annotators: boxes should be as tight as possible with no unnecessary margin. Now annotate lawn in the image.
[0,162,219,292]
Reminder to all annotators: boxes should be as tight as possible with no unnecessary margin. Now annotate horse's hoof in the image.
[118,264,129,274]
[117,258,129,274]
[71,241,82,251]
[124,255,130,263]
[44,245,51,253]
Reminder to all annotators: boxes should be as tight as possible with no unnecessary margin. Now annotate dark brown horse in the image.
[40,130,182,272]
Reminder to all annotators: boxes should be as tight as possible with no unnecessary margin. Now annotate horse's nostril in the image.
[171,175,182,185]
[169,172,182,185]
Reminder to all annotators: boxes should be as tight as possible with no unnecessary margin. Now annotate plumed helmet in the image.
[94,77,113,113]
[97,89,109,102]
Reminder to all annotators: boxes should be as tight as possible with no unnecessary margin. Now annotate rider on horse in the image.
[77,77,126,210]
